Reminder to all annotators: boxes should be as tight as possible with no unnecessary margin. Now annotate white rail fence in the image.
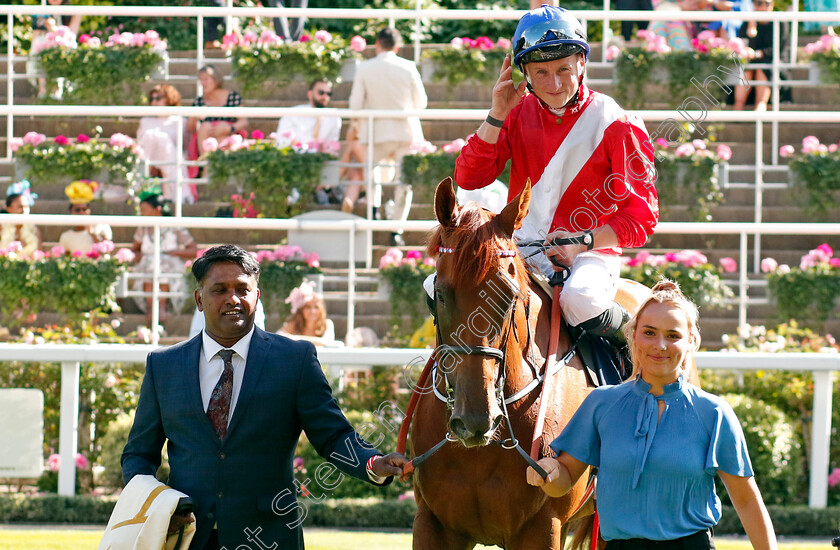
[0,343,835,509]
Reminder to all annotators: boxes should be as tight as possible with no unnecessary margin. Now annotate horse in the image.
[403,178,653,549]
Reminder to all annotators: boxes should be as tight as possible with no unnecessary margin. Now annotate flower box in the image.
[421,36,511,89]
[252,246,321,318]
[378,247,436,340]
[804,34,840,86]
[205,134,338,219]
[225,30,365,96]
[780,136,840,216]
[36,28,167,105]
[11,132,140,192]
[763,244,840,325]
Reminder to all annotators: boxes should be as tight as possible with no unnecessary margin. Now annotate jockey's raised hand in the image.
[477,54,527,144]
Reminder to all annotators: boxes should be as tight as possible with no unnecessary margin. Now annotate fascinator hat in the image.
[65,180,99,204]
[6,179,38,206]
[285,281,319,314]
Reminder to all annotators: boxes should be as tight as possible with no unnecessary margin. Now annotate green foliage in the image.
[229,33,358,95]
[422,38,509,89]
[0,252,127,323]
[14,134,139,187]
[0,16,34,54]
[39,43,164,105]
[206,141,335,219]
[716,504,840,535]
[655,156,723,222]
[621,250,734,309]
[304,497,417,528]
[432,1,520,44]
[718,393,805,505]
[97,411,170,489]
[295,409,406,499]
[766,244,840,325]
[788,149,840,216]
[0,494,118,524]
[401,148,510,204]
[812,50,840,85]
[614,48,732,109]
[379,252,436,339]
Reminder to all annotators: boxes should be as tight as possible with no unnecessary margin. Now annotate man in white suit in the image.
[349,27,428,245]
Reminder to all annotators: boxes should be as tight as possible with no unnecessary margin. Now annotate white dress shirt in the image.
[275,104,341,145]
[199,326,255,424]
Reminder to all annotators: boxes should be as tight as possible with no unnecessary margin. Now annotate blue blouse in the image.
[550,376,753,541]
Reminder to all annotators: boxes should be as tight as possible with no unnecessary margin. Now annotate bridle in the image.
[422,242,578,478]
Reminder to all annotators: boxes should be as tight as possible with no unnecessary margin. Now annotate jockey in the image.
[453,5,659,348]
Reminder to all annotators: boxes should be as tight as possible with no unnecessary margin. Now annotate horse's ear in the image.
[497,178,531,236]
[434,177,458,227]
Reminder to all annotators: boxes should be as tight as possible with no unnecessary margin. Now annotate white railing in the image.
[0,342,835,508]
[3,212,839,347]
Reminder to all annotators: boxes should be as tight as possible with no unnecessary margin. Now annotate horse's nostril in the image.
[449,417,467,438]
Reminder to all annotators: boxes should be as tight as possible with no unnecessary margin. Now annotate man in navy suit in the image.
[122,244,408,549]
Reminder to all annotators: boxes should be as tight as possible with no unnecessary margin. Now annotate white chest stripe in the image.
[516,95,626,244]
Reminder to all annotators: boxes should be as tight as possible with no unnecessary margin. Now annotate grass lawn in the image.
[0,526,831,550]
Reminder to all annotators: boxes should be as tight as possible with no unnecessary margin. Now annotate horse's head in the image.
[427,177,532,448]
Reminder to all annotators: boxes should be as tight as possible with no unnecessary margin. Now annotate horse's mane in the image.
[427,202,530,294]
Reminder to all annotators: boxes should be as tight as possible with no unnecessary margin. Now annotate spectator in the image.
[337,121,366,213]
[705,0,752,39]
[648,0,701,51]
[186,65,247,176]
[130,187,197,322]
[137,84,196,203]
[1,180,41,257]
[278,281,338,347]
[349,27,428,246]
[734,0,790,110]
[616,0,655,42]
[199,0,224,49]
[268,0,307,42]
[526,280,777,550]
[58,180,112,255]
[27,0,81,98]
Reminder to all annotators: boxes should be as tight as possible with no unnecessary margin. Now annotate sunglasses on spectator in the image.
[71,205,90,213]
[149,94,164,101]
[315,90,332,97]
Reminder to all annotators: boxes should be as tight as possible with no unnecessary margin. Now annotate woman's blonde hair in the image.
[623,278,701,379]
[284,296,328,337]
[198,65,225,88]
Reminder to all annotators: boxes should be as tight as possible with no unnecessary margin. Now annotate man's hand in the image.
[166,513,195,535]
[489,54,528,122]
[372,452,412,482]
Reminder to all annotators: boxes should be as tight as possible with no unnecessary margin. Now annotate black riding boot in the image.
[577,302,631,346]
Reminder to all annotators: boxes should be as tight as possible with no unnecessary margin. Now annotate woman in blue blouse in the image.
[526,279,777,550]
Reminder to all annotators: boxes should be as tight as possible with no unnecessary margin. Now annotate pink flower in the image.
[251,129,264,140]
[350,35,367,52]
[776,264,791,274]
[450,37,464,49]
[76,134,90,143]
[321,140,341,155]
[23,131,47,146]
[222,33,241,50]
[243,31,258,44]
[50,245,66,258]
[8,137,23,152]
[202,137,219,153]
[674,143,695,158]
[31,249,45,261]
[294,457,305,470]
[605,45,621,61]
[422,257,435,266]
[829,467,840,488]
[86,249,101,259]
[830,144,838,153]
[314,30,333,44]
[47,454,61,472]
[115,248,135,263]
[410,140,437,154]
[496,38,511,51]
[75,453,89,469]
[398,491,415,501]
[299,34,311,43]
[475,36,495,51]
[93,240,115,255]
[779,145,795,157]
[109,133,135,148]
[719,257,737,273]
[692,139,707,150]
[716,144,732,161]
[132,33,147,47]
[655,138,668,148]
[54,135,69,146]
[816,243,834,257]
[405,250,422,260]
[78,34,91,45]
[443,138,466,154]
[697,30,717,42]
[830,258,840,268]
[760,257,778,273]
[87,37,101,48]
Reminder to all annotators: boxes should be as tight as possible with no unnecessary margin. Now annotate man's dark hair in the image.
[377,27,402,51]
[5,193,21,208]
[308,78,331,90]
[192,244,260,286]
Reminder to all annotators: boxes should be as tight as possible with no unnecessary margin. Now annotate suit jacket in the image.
[348,51,427,145]
[122,328,386,550]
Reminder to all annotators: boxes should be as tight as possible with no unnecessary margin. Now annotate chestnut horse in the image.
[407,179,650,549]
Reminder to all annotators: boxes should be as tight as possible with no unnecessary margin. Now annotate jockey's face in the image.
[523,53,584,110]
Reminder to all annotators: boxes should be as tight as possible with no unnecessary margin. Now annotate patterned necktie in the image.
[206,349,234,440]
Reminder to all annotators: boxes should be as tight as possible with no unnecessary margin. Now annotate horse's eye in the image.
[435,290,445,305]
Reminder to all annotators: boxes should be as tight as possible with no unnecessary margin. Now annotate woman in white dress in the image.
[136,85,195,203]
[130,188,197,322]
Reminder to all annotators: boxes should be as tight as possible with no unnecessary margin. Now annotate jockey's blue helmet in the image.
[512,5,590,72]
